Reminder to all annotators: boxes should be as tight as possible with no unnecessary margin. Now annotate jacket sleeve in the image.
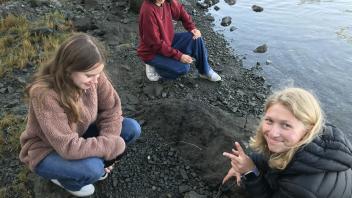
[244,153,316,198]
[171,0,196,31]
[95,73,125,153]
[139,9,183,60]
[31,88,125,161]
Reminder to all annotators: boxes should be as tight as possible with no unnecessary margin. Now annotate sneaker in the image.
[199,69,222,82]
[51,179,95,197]
[145,64,161,81]
[98,173,108,181]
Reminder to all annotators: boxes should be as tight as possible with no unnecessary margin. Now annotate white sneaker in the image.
[51,179,95,197]
[98,173,108,181]
[199,69,222,82]
[145,64,161,81]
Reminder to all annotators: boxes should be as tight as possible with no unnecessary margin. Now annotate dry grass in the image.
[0,114,31,198]
[0,11,73,76]
[0,113,25,155]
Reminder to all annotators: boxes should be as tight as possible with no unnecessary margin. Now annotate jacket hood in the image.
[286,124,352,174]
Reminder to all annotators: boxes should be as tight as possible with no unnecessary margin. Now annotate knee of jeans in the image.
[82,158,104,181]
[129,119,141,140]
[176,64,190,75]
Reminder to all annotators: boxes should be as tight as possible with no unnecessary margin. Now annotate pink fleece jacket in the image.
[19,73,125,171]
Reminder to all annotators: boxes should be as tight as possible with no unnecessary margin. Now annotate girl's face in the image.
[70,63,104,90]
[262,103,307,153]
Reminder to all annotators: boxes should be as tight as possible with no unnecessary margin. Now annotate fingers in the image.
[235,142,245,154]
[223,152,237,160]
[191,29,201,39]
[104,165,114,173]
[231,149,240,156]
[222,171,233,184]
[180,54,193,64]
[236,172,241,186]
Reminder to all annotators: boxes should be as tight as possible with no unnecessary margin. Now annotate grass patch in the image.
[0,113,25,155]
[0,113,32,198]
[0,11,74,76]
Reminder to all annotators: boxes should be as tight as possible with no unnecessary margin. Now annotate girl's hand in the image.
[223,167,241,186]
[104,165,114,173]
[180,54,193,64]
[223,142,256,176]
[191,29,201,39]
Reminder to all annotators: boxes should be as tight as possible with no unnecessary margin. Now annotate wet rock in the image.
[252,5,264,12]
[205,15,215,22]
[72,16,97,32]
[221,16,232,26]
[224,0,236,6]
[196,2,208,9]
[230,26,237,31]
[204,0,213,7]
[214,5,220,11]
[253,44,267,53]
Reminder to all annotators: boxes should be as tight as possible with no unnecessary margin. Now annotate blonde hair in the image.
[249,87,325,170]
[25,33,107,123]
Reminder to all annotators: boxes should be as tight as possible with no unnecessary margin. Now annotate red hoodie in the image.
[137,0,196,62]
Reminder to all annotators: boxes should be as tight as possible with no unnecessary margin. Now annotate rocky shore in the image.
[0,0,270,197]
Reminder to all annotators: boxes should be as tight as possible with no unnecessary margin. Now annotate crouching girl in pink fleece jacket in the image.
[19,33,141,197]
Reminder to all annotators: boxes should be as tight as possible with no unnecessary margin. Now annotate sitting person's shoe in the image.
[51,179,95,197]
[145,64,161,81]
[98,173,108,181]
[199,69,222,82]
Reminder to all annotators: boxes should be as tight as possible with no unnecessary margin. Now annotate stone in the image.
[221,16,232,26]
[253,44,267,53]
[252,5,264,12]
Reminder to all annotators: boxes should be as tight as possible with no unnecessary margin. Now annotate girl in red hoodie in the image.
[137,0,221,82]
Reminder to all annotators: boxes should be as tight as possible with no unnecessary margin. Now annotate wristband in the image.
[241,167,260,181]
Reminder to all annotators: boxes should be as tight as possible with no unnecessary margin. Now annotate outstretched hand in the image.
[180,54,193,64]
[223,167,241,186]
[191,29,201,39]
[223,142,256,185]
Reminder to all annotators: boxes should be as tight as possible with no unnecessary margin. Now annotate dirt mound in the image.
[143,99,254,185]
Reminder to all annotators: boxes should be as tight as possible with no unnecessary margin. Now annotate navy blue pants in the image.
[146,32,211,79]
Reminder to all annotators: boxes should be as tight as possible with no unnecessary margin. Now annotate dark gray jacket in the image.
[244,124,352,198]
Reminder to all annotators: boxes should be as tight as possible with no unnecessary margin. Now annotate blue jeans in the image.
[146,32,211,79]
[35,118,141,191]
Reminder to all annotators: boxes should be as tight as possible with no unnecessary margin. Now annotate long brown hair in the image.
[25,33,107,123]
[249,87,325,170]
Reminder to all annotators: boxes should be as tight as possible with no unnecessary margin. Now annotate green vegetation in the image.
[0,8,76,197]
[0,113,25,155]
[0,114,31,198]
[0,11,74,76]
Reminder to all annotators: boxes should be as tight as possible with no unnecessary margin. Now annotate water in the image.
[208,0,352,140]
